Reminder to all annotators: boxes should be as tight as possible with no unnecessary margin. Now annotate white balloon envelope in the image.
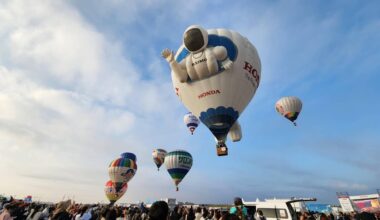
[163,25,261,156]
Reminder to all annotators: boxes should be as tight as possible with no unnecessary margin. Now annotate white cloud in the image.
[0,0,186,203]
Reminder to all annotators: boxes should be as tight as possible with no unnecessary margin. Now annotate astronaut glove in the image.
[161,49,175,63]
[222,59,233,70]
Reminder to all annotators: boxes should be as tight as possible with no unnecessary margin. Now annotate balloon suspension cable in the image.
[176,186,179,191]
[293,122,297,126]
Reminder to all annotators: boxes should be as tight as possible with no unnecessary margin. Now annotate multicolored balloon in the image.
[104,180,127,204]
[108,157,137,191]
[152,149,167,171]
[120,152,137,163]
[275,96,302,126]
[184,112,200,135]
[162,25,261,156]
[164,150,193,191]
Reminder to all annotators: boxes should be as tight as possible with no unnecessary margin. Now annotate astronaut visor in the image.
[184,28,204,52]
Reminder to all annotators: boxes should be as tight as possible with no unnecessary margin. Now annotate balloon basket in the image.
[216,145,228,156]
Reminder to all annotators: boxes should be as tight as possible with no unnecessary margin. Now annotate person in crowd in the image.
[319,213,328,220]
[141,209,149,220]
[360,211,377,220]
[0,203,13,220]
[31,205,44,220]
[99,207,109,220]
[220,213,240,220]
[212,209,221,220]
[51,200,71,220]
[200,207,209,220]
[75,205,92,220]
[26,203,36,220]
[195,207,204,220]
[115,207,124,220]
[148,201,169,220]
[186,206,195,220]
[208,209,214,220]
[170,206,181,220]
[336,212,344,220]
[39,205,51,220]
[105,207,117,220]
[255,210,265,220]
[179,206,186,220]
[230,197,247,220]
[342,213,350,220]
[328,213,335,220]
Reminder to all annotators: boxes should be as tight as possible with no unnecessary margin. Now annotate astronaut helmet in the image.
[183,25,208,53]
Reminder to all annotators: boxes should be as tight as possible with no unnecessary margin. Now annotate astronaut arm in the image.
[212,46,233,70]
[161,49,189,83]
[213,46,228,60]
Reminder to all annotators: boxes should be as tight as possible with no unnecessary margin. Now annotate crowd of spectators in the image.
[1,196,379,220]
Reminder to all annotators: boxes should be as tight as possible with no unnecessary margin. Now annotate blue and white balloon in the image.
[162,25,261,156]
[184,112,200,135]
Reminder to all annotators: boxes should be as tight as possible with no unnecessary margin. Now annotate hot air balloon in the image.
[104,180,127,205]
[275,96,302,126]
[108,157,137,191]
[152,149,167,171]
[164,150,193,191]
[162,25,261,156]
[228,121,242,142]
[184,112,200,135]
[120,152,137,163]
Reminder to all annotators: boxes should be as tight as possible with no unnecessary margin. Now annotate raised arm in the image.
[162,49,188,83]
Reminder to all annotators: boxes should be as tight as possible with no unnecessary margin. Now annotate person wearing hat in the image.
[0,203,13,220]
[229,197,247,220]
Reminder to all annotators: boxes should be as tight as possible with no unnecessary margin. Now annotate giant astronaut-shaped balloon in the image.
[162,25,261,156]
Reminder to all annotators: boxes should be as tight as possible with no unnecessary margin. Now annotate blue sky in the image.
[0,0,379,204]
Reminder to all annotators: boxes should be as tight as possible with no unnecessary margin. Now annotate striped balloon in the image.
[104,180,127,204]
[275,96,302,126]
[108,157,137,191]
[184,112,200,135]
[164,150,193,191]
[152,149,167,171]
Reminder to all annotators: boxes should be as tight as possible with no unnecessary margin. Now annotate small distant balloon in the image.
[184,112,200,135]
[275,96,302,126]
[152,149,167,171]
